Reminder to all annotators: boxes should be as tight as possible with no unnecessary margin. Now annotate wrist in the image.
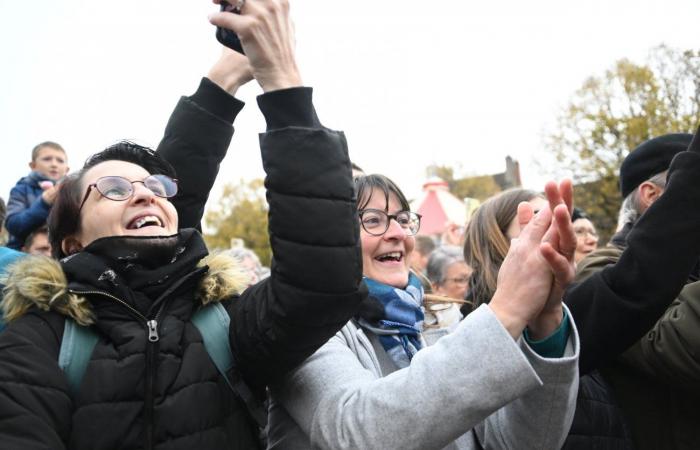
[257,69,303,93]
[207,70,250,96]
[488,292,527,339]
[527,305,564,340]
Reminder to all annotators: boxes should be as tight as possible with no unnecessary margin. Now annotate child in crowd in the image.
[5,141,69,249]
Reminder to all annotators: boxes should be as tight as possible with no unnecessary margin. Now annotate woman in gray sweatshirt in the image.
[267,175,580,450]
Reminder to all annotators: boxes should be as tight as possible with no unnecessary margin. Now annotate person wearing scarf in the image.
[267,174,580,450]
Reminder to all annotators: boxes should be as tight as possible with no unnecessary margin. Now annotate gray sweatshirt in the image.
[267,304,580,450]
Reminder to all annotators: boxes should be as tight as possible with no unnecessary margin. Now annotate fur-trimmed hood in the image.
[1,253,251,326]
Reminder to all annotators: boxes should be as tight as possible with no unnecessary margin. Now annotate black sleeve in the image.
[156,78,245,230]
[228,87,366,389]
[566,135,700,374]
[0,313,71,449]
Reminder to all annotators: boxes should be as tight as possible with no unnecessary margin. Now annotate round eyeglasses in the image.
[78,175,178,212]
[358,209,422,236]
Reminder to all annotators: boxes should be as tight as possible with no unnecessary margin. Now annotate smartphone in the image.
[215,1,245,54]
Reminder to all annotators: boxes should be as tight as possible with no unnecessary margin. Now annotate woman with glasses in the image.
[0,2,366,449]
[571,208,599,264]
[266,173,581,449]
[427,245,472,302]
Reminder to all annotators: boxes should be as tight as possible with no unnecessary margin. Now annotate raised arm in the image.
[156,48,252,230]
[566,126,700,374]
[207,0,365,387]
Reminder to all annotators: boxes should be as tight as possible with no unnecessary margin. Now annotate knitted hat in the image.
[619,133,692,197]
[571,207,588,222]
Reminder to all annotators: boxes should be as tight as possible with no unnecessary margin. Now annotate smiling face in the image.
[360,188,415,288]
[66,160,178,251]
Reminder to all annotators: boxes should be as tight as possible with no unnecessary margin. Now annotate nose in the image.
[383,217,407,240]
[130,181,157,204]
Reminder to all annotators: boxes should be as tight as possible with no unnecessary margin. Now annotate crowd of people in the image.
[0,1,698,449]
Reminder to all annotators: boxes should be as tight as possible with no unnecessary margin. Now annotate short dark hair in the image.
[31,141,66,161]
[23,225,49,251]
[354,174,410,212]
[48,141,177,259]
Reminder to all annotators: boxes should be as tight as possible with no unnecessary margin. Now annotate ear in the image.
[61,237,83,257]
[29,161,36,170]
[638,181,664,211]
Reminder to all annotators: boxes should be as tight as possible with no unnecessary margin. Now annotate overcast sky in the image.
[2,0,699,209]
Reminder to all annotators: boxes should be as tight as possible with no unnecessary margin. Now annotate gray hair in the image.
[426,245,465,285]
[617,170,667,229]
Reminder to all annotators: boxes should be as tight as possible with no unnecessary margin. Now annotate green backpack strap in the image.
[191,302,267,428]
[58,318,99,397]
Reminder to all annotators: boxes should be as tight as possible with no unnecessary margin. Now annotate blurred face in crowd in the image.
[505,197,547,239]
[409,250,429,274]
[23,232,51,257]
[241,255,262,286]
[360,189,415,288]
[66,160,178,252]
[573,217,599,263]
[30,146,69,181]
[433,260,472,300]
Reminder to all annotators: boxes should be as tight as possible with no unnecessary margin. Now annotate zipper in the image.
[70,269,202,449]
[69,289,161,449]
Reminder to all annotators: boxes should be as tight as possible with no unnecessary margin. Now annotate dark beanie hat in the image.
[571,207,588,222]
[619,133,692,197]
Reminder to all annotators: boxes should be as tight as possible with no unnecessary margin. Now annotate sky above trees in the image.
[2,0,699,206]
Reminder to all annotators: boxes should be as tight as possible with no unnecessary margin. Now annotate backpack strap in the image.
[58,318,99,397]
[191,302,267,428]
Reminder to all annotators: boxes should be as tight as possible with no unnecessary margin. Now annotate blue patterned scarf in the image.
[358,273,425,368]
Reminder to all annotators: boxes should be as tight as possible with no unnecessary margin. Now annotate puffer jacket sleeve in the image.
[0,313,71,449]
[5,185,50,246]
[156,77,244,230]
[565,137,700,375]
[229,87,365,389]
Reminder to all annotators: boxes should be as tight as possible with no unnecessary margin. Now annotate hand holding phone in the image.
[216,1,245,54]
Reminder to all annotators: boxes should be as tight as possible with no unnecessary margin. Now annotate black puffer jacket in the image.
[562,371,634,450]
[0,84,365,449]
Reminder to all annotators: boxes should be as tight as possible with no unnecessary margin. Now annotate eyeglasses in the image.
[78,175,178,212]
[358,209,422,236]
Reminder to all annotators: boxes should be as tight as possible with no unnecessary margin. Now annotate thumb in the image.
[520,205,552,244]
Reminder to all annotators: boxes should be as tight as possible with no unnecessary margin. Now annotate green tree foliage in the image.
[429,165,502,201]
[204,179,271,266]
[545,45,700,242]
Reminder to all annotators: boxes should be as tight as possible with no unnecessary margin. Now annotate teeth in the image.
[133,215,162,229]
[377,252,402,261]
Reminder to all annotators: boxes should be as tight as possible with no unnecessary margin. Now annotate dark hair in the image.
[354,174,411,212]
[31,141,66,161]
[48,141,177,259]
[463,188,539,309]
[23,225,49,251]
[572,207,589,221]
